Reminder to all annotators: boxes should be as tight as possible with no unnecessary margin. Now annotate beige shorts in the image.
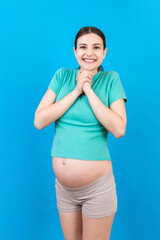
[55,169,118,218]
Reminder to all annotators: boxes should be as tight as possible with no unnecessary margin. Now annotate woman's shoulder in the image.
[102,70,119,78]
[56,68,76,75]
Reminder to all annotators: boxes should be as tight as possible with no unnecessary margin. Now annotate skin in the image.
[73,33,108,93]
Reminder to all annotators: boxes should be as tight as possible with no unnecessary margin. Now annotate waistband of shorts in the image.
[55,169,114,192]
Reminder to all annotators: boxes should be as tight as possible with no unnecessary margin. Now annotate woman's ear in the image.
[103,48,108,59]
[73,47,77,58]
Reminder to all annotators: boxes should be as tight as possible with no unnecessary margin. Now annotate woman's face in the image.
[73,33,107,75]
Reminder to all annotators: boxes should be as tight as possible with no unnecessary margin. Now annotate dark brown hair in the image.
[74,26,106,72]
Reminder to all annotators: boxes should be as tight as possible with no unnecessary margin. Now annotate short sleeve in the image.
[48,68,63,95]
[108,72,128,107]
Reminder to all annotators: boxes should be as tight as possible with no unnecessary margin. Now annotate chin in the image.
[81,65,98,71]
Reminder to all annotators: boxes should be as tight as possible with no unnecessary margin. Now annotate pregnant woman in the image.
[34,26,128,240]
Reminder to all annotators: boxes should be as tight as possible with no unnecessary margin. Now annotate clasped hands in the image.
[75,68,94,95]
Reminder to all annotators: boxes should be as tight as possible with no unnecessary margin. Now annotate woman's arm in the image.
[34,88,81,130]
[85,88,127,138]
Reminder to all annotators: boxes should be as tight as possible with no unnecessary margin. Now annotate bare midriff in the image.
[52,157,113,188]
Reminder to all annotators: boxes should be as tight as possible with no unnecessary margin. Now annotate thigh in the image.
[81,169,117,240]
[55,178,82,212]
[82,212,116,240]
[55,178,83,240]
[82,169,118,219]
[58,209,83,240]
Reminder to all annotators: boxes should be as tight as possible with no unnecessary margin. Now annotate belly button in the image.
[62,161,65,166]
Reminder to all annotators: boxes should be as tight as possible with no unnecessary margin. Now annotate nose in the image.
[86,48,94,56]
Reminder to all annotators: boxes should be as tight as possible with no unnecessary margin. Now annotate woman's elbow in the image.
[115,131,125,139]
[34,119,42,130]
[115,124,126,139]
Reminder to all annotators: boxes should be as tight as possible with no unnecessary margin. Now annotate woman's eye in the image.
[80,46,100,49]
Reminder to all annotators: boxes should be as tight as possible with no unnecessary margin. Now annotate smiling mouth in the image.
[83,59,97,63]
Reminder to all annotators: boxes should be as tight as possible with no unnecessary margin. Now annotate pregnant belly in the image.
[52,157,113,188]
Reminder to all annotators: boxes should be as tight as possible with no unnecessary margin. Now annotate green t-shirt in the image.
[48,68,128,161]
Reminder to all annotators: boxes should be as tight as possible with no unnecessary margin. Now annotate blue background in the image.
[0,0,159,239]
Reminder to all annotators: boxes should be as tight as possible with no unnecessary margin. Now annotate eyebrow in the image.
[78,43,102,46]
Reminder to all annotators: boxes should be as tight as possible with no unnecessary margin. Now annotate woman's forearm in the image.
[34,89,80,130]
[85,89,126,138]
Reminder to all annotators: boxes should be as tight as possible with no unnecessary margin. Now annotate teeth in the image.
[84,59,95,62]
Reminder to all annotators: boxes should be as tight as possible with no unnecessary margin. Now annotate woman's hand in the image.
[75,69,93,95]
